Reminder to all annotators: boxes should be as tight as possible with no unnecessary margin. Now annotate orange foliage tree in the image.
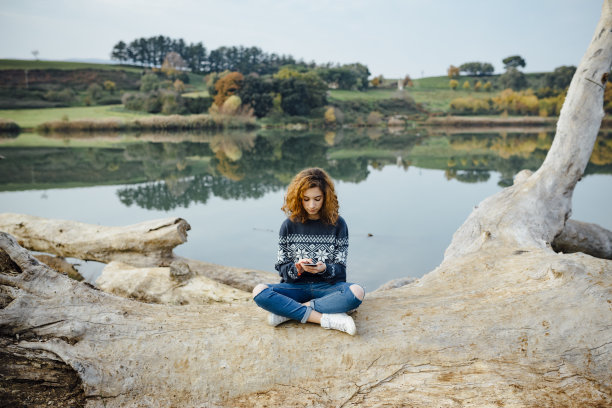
[213,72,244,107]
[447,65,460,78]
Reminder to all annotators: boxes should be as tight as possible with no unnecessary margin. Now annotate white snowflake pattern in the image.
[295,248,309,261]
[277,248,285,263]
[315,248,330,262]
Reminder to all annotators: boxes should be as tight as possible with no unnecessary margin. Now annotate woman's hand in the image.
[296,259,326,275]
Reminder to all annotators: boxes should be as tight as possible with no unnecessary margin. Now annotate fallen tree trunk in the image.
[1,2,612,407]
[0,213,277,294]
[0,214,190,267]
[1,232,610,407]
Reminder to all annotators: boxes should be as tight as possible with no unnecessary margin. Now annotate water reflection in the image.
[1,129,611,212]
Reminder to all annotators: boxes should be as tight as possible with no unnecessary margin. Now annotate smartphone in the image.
[302,263,318,266]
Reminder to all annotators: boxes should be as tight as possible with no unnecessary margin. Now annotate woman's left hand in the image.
[301,261,326,274]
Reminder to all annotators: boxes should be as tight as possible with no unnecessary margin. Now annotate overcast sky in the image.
[0,0,603,78]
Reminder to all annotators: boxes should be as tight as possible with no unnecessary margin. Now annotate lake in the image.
[0,127,610,291]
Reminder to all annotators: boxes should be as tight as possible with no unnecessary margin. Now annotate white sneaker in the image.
[320,313,356,335]
[267,313,291,327]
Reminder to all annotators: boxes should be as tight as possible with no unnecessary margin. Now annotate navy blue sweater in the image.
[275,216,348,284]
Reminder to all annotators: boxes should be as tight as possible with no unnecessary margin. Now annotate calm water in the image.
[1,128,610,290]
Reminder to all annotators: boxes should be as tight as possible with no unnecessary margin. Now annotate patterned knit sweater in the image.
[275,216,348,284]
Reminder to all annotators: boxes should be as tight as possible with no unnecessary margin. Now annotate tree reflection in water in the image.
[0,129,610,211]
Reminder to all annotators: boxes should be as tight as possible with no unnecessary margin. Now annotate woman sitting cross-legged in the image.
[252,167,365,335]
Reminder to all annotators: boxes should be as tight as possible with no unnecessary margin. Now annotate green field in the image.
[0,105,153,128]
[328,89,400,101]
[185,73,208,92]
[329,78,499,113]
[0,59,142,72]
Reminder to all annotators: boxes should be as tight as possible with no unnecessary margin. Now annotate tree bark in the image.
[1,2,612,407]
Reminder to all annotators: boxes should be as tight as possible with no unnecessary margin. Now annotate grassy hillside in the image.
[0,59,142,73]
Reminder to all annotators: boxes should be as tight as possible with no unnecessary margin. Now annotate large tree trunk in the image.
[2,3,612,407]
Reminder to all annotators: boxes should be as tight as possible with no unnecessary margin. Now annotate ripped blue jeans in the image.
[253,281,364,323]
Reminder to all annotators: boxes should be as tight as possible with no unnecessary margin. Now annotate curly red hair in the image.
[282,167,339,225]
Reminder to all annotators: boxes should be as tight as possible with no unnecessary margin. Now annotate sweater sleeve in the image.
[274,221,300,283]
[320,218,348,282]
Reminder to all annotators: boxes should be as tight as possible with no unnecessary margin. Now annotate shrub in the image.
[462,81,471,90]
[140,73,161,92]
[44,88,75,103]
[539,93,566,116]
[37,118,123,133]
[96,95,122,105]
[173,79,185,93]
[86,83,103,101]
[0,119,20,134]
[324,106,336,125]
[184,96,213,114]
[122,92,146,111]
[367,111,383,126]
[492,89,540,115]
[474,81,482,92]
[104,80,116,93]
[161,92,183,115]
[449,79,459,90]
[449,97,492,114]
[144,93,162,113]
[36,113,258,134]
[221,95,242,115]
[483,81,492,92]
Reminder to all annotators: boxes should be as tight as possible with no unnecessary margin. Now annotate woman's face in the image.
[302,186,324,219]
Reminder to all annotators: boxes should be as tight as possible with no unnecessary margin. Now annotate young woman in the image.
[252,167,365,335]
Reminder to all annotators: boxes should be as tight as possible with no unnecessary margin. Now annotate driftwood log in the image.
[0,214,276,303]
[0,214,190,267]
[1,2,612,406]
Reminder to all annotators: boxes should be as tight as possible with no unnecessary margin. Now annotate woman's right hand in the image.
[295,259,312,275]
[296,259,325,275]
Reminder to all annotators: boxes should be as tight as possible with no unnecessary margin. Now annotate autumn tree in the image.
[370,74,384,87]
[447,65,460,77]
[173,79,185,93]
[212,72,244,107]
[402,75,413,88]
[449,79,459,90]
[103,80,116,94]
[161,52,187,76]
